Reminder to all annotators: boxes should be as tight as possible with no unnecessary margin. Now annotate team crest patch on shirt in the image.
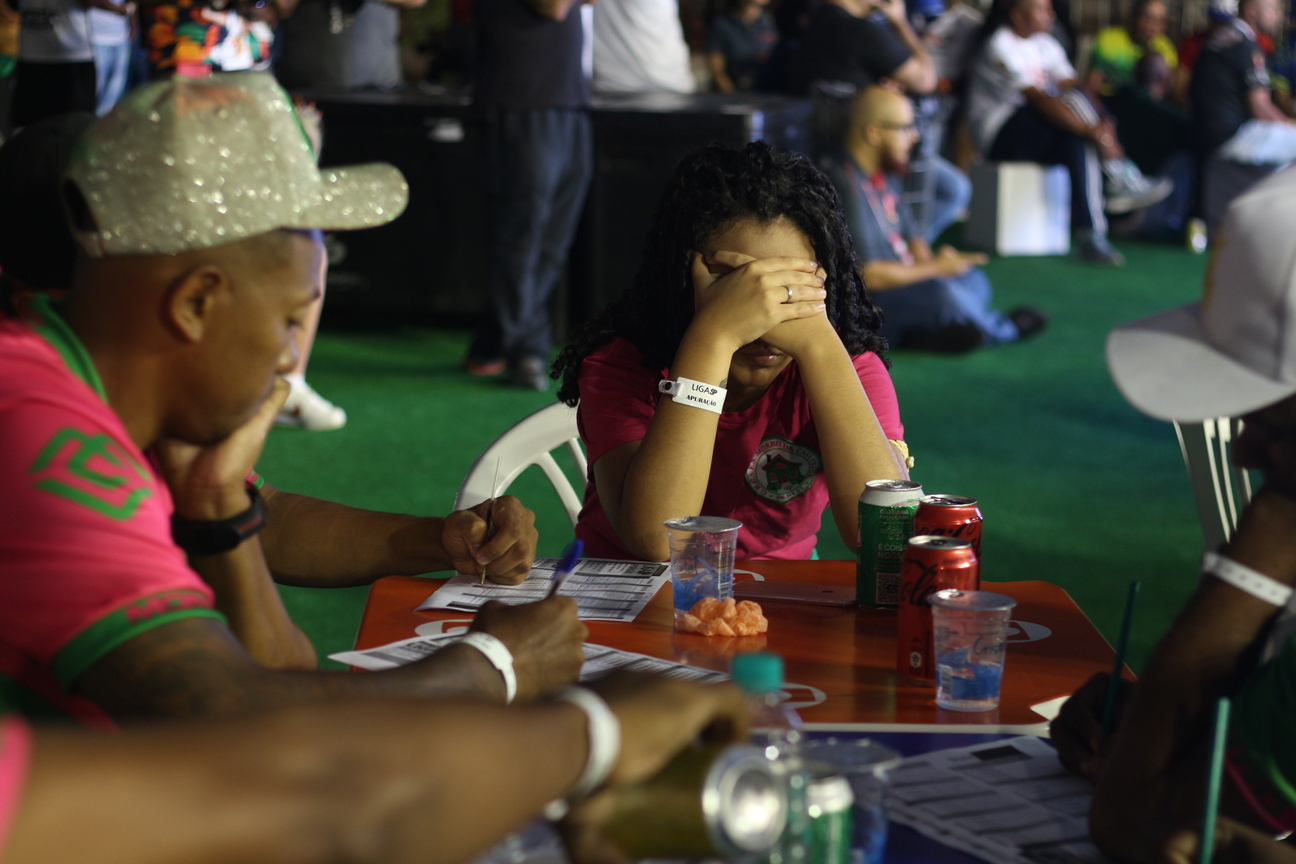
[29,427,153,521]
[745,437,821,503]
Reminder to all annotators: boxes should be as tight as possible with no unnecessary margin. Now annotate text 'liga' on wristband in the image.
[658,376,726,414]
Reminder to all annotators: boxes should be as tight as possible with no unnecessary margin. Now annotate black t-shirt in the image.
[1189,19,1270,152]
[785,4,911,94]
[473,0,588,110]
[1106,86,1192,174]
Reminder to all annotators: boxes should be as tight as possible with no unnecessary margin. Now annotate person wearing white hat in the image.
[0,71,587,726]
[1049,166,1296,862]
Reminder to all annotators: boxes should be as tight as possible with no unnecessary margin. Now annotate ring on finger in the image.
[785,285,793,303]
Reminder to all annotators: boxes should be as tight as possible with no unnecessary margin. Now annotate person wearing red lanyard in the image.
[821,86,1047,354]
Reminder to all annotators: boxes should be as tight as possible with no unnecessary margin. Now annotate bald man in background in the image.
[821,86,1047,353]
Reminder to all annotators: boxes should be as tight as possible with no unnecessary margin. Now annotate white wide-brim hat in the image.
[1107,165,1296,422]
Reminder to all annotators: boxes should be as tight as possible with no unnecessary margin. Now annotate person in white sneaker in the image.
[967,0,1171,265]
[273,245,348,431]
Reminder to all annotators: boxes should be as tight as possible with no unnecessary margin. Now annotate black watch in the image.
[171,485,267,556]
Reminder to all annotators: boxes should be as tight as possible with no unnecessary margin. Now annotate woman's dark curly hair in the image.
[552,141,888,406]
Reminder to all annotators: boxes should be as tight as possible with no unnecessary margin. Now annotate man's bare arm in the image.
[519,0,578,22]
[188,535,317,670]
[11,674,748,864]
[259,484,537,587]
[1022,87,1100,137]
[1248,86,1292,124]
[1089,490,1296,859]
[74,599,586,720]
[9,699,586,864]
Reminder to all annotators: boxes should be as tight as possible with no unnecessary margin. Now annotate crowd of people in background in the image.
[9,0,1296,854]
[3,0,1292,375]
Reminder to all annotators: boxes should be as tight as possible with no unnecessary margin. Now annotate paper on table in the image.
[417,557,671,622]
[331,634,729,684]
[887,735,1114,864]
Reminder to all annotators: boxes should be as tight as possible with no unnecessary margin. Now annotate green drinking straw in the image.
[1198,697,1231,864]
[1102,580,1141,734]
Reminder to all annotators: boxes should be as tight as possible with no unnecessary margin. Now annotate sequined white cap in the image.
[64,71,408,257]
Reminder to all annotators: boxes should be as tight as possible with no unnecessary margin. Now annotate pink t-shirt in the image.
[575,337,905,560]
[0,716,31,860]
[0,296,222,725]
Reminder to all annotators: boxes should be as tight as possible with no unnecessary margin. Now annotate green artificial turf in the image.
[263,237,1208,673]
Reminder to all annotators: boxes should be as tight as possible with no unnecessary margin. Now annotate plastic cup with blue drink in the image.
[928,589,1017,711]
[664,516,741,631]
[802,738,902,864]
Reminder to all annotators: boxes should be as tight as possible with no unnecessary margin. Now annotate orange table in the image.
[355,560,1123,729]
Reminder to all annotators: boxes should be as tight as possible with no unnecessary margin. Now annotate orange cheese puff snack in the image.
[703,618,736,636]
[732,600,769,635]
[689,597,724,622]
[685,597,768,636]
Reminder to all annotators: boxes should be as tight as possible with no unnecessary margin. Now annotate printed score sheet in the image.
[416,557,670,622]
[889,735,1113,864]
[331,635,728,683]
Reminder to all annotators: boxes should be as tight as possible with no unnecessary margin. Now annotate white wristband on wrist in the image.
[542,686,622,822]
[659,376,726,414]
[457,632,517,704]
[1202,551,1294,608]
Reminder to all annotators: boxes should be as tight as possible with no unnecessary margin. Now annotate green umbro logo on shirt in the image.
[29,427,153,521]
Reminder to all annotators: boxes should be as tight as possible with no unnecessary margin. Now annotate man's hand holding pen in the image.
[441,495,538,584]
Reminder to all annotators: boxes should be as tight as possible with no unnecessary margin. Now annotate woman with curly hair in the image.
[551,141,911,562]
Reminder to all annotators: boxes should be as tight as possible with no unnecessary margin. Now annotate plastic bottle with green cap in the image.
[732,652,808,864]
[732,652,803,744]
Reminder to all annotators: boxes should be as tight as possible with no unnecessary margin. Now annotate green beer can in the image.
[806,776,854,864]
[600,743,788,859]
[857,480,924,607]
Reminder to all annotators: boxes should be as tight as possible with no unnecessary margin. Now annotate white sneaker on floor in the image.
[1103,159,1174,214]
[276,379,347,430]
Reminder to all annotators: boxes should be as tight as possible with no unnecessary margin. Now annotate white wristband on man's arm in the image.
[1202,551,1294,608]
[659,376,726,414]
[457,632,517,704]
[542,686,622,822]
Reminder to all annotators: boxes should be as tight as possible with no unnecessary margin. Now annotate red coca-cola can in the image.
[913,495,983,561]
[895,535,980,681]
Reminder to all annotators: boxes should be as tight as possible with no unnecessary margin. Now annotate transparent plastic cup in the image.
[929,589,1017,712]
[664,516,742,630]
[803,738,902,864]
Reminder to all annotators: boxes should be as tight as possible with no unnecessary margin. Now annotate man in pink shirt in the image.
[0,71,585,724]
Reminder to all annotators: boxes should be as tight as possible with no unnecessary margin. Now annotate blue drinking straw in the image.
[1102,580,1141,735]
[1198,697,1231,864]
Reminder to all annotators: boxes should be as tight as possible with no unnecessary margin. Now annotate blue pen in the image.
[547,540,584,598]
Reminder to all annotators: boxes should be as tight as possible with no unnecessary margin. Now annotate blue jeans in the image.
[1133,149,1196,240]
[92,41,131,115]
[926,156,972,244]
[470,107,592,363]
[875,268,1018,346]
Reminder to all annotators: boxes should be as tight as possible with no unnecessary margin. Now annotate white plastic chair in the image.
[454,402,589,527]
[1173,417,1253,552]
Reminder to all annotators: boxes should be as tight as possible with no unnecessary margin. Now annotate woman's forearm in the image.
[795,341,907,551]
[608,329,735,560]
